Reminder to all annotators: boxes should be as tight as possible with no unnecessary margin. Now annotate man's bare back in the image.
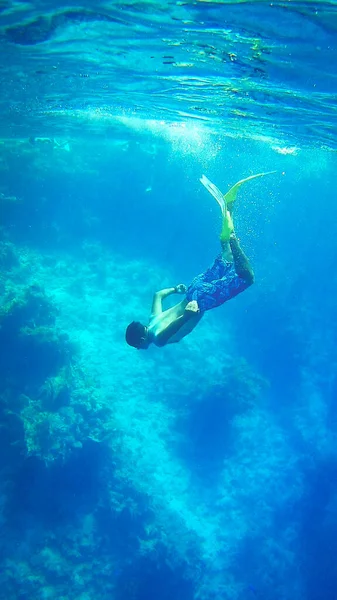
[148,295,203,347]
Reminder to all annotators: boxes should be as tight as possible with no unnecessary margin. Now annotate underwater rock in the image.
[38,369,71,412]
[0,285,74,458]
[0,286,65,386]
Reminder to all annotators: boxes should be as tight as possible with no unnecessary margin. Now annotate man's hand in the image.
[185,300,200,313]
[175,283,187,294]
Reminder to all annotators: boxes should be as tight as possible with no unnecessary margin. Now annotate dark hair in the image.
[125,321,147,348]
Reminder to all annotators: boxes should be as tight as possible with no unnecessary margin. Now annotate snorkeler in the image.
[125,172,275,349]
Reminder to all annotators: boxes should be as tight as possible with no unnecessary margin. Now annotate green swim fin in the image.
[200,174,226,214]
[224,171,277,208]
[200,170,277,244]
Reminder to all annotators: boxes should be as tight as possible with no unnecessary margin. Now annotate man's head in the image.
[125,321,150,349]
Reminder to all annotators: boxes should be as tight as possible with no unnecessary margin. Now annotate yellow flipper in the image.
[224,171,277,207]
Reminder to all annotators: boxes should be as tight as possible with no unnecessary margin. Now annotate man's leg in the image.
[190,254,227,286]
[186,264,251,312]
[228,235,254,284]
[200,170,276,280]
[186,213,254,311]
[185,219,253,311]
[187,173,262,312]
[220,192,254,284]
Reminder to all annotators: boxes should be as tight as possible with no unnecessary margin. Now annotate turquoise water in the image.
[1,2,337,600]
[2,1,337,145]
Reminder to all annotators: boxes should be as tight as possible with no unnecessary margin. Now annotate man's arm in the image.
[229,234,255,285]
[155,310,195,347]
[151,287,177,317]
[151,284,186,316]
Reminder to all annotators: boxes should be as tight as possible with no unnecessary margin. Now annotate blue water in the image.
[1,2,337,600]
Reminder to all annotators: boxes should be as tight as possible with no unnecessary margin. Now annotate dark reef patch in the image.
[6,439,106,529]
[0,285,70,390]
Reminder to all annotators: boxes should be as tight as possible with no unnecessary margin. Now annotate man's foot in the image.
[220,209,234,243]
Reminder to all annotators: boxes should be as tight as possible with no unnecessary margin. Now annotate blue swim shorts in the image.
[185,254,250,312]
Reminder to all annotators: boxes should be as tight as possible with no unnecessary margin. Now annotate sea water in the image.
[0,2,336,600]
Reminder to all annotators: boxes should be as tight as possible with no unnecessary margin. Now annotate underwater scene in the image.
[1,1,337,599]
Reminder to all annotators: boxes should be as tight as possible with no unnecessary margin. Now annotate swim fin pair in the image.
[200,171,276,242]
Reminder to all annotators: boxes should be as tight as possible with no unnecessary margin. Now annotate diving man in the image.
[125,172,275,349]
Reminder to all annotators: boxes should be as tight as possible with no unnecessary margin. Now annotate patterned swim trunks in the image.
[185,254,250,313]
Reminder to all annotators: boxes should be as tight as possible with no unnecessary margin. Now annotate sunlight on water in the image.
[272,146,300,156]
[42,105,224,157]
[1,1,336,147]
[116,116,218,156]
